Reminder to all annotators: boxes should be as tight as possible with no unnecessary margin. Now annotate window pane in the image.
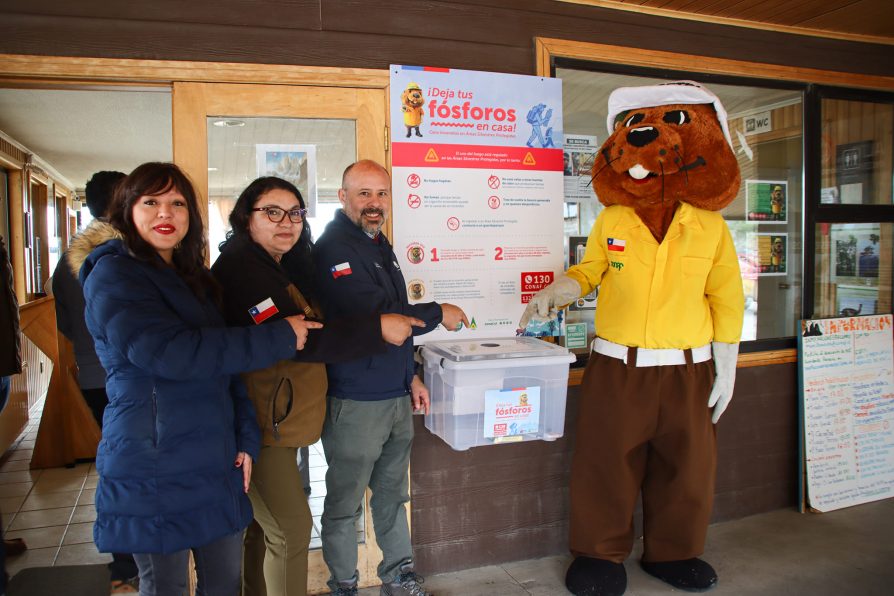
[821,99,894,205]
[559,67,803,344]
[814,222,893,318]
[206,117,356,264]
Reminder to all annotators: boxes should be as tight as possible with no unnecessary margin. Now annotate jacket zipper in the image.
[151,386,158,447]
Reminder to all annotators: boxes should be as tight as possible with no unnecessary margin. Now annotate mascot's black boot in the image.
[565,556,627,596]
[640,558,718,592]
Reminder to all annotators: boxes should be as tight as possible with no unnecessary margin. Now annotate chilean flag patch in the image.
[607,238,626,252]
[331,262,353,279]
[249,298,278,325]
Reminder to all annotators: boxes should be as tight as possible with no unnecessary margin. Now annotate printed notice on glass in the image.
[799,314,894,512]
[483,386,541,439]
[390,65,564,342]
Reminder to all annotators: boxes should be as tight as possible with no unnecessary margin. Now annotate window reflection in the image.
[815,223,892,318]
[821,99,894,206]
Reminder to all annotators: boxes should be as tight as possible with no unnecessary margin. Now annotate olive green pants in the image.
[243,445,312,596]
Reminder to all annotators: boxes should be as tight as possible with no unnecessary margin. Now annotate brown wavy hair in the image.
[109,162,217,300]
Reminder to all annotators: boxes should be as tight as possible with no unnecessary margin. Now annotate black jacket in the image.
[0,235,21,378]
[213,234,389,444]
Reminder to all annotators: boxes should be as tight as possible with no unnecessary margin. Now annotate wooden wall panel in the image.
[0,14,531,74]
[3,0,323,30]
[410,363,799,574]
[1,1,893,80]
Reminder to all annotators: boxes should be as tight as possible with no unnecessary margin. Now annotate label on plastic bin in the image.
[483,386,541,439]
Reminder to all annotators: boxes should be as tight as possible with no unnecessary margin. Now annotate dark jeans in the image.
[133,531,242,596]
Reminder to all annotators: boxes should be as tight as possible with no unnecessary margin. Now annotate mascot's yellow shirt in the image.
[566,203,744,349]
[403,106,423,127]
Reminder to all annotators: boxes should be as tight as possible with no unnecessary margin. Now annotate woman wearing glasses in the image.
[211,177,423,596]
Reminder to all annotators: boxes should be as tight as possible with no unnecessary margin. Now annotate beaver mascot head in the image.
[593,81,740,242]
[401,82,424,110]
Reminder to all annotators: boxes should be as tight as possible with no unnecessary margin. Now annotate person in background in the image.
[0,234,23,595]
[71,162,320,596]
[54,170,140,594]
[212,176,424,596]
[312,160,468,596]
[53,171,124,423]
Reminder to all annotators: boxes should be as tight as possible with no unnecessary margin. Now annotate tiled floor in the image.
[5,398,892,595]
[1,400,111,579]
[0,400,358,581]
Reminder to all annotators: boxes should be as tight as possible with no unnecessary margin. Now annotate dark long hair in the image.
[109,162,217,300]
[222,176,316,300]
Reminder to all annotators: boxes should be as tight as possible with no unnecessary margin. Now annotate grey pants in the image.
[320,395,414,586]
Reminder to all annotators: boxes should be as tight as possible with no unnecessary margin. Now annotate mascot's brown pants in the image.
[569,350,716,564]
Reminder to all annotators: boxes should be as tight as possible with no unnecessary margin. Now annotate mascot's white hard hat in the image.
[606,80,733,148]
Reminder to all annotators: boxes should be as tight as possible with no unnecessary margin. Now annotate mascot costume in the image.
[520,81,744,595]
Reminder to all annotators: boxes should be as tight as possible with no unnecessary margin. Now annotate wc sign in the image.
[744,111,772,136]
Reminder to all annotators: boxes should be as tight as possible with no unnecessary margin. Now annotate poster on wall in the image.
[390,64,564,342]
[746,232,788,276]
[563,134,598,203]
[836,140,873,204]
[745,179,787,223]
[799,314,894,512]
[255,144,317,216]
[831,223,881,282]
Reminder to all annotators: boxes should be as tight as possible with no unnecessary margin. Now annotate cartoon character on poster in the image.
[401,82,425,138]
[526,103,556,148]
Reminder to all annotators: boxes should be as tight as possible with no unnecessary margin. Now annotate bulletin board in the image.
[798,314,894,512]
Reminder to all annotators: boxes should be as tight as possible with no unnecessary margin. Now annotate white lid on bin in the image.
[422,337,571,362]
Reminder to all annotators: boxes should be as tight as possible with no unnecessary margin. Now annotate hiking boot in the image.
[380,562,430,596]
[329,576,359,595]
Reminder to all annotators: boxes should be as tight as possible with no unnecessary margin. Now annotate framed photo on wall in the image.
[255,143,318,217]
[830,223,881,282]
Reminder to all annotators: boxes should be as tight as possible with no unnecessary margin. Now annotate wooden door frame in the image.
[172,81,388,241]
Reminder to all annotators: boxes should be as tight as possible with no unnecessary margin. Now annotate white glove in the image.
[707,341,739,424]
[518,275,582,329]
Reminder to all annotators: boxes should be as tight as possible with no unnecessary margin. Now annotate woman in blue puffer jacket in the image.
[72,162,320,596]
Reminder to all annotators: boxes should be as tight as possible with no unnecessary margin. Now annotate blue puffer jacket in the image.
[75,226,297,555]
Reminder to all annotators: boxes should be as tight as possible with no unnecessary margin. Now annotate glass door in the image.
[172,82,387,593]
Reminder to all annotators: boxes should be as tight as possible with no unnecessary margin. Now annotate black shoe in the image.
[640,558,718,592]
[565,556,627,596]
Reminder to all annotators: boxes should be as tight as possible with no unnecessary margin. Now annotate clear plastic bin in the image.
[421,337,575,451]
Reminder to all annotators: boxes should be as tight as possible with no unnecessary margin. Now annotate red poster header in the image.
[392,142,562,171]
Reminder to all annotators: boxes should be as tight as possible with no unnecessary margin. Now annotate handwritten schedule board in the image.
[799,314,894,512]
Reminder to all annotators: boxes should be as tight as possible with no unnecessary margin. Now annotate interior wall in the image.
[1,1,892,81]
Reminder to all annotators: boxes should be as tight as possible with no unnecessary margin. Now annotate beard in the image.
[358,207,385,237]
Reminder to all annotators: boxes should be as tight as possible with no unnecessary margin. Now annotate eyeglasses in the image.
[252,206,307,223]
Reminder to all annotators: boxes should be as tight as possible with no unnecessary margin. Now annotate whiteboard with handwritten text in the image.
[799,314,894,512]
